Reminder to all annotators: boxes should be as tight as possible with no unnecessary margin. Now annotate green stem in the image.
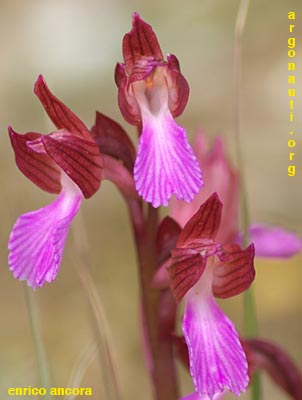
[24,285,52,399]
[233,0,261,399]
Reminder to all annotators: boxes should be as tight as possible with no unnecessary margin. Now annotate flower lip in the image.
[8,174,83,289]
[133,108,203,208]
[183,292,249,398]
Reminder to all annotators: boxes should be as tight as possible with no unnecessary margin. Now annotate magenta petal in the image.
[183,292,248,398]
[8,188,82,289]
[179,394,201,400]
[180,392,225,400]
[247,224,301,258]
[134,111,203,207]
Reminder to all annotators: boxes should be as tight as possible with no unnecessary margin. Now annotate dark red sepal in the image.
[34,75,92,140]
[167,54,190,118]
[42,131,103,198]
[243,338,302,400]
[153,217,182,289]
[9,127,61,194]
[177,193,222,247]
[156,216,182,265]
[168,249,206,302]
[115,63,141,125]
[123,12,164,75]
[213,243,255,299]
[91,111,135,172]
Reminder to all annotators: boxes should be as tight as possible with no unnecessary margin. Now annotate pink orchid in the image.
[8,75,102,289]
[168,193,255,399]
[115,13,203,207]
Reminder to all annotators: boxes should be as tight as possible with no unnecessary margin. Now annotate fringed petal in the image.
[8,185,82,289]
[183,290,248,399]
[134,110,202,207]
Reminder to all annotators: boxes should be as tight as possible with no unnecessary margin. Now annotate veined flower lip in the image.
[8,172,83,289]
[133,104,203,207]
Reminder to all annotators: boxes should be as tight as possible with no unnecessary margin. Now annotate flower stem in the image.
[233,0,261,399]
[128,199,179,400]
[24,285,52,399]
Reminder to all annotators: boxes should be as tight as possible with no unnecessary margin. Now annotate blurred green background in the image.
[0,0,301,399]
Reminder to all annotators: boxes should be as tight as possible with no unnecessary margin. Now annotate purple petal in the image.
[8,184,82,289]
[247,224,301,259]
[183,284,248,398]
[134,110,203,207]
[180,392,225,400]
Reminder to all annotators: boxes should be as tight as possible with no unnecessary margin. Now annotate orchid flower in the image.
[171,132,301,257]
[167,193,255,399]
[115,13,203,207]
[8,75,103,289]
